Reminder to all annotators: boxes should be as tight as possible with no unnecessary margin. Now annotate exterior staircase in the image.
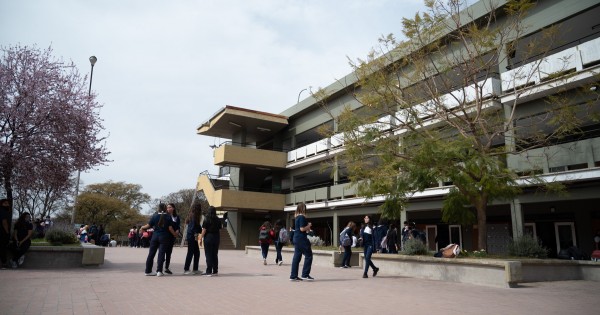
[219,228,236,250]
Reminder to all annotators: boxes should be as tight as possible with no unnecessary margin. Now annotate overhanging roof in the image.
[197,105,288,142]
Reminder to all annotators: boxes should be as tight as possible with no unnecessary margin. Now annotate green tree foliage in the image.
[317,0,598,250]
[74,181,150,237]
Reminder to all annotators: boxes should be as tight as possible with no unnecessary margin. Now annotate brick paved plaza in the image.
[0,246,599,314]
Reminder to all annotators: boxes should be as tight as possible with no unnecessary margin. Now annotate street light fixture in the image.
[71,56,97,225]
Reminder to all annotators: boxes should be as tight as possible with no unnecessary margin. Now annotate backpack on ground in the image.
[340,228,352,247]
[279,228,290,244]
[440,244,460,258]
[258,228,270,242]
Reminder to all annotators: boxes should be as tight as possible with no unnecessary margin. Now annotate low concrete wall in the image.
[246,246,600,288]
[367,254,521,288]
[20,244,105,268]
[519,259,600,282]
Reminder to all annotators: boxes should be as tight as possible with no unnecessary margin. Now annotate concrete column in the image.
[510,198,524,238]
[400,209,407,226]
[333,211,339,247]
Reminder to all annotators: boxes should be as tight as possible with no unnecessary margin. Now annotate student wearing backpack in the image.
[339,221,356,268]
[274,219,287,266]
[258,221,274,265]
[289,202,314,281]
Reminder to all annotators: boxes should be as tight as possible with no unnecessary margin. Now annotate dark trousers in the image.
[363,245,377,275]
[164,236,176,269]
[145,233,169,273]
[342,245,352,266]
[184,237,200,271]
[204,233,219,274]
[290,238,312,278]
[11,240,31,262]
[260,242,270,259]
[0,234,9,265]
[275,241,283,263]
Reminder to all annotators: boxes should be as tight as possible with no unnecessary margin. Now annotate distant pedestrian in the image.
[164,203,180,275]
[360,215,379,278]
[339,221,356,268]
[258,221,274,265]
[289,202,314,281]
[128,225,137,247]
[274,219,287,265]
[141,203,177,277]
[183,202,202,275]
[386,223,399,254]
[199,206,222,276]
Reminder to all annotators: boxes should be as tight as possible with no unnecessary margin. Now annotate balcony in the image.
[501,37,600,103]
[285,182,358,206]
[508,137,600,174]
[197,172,285,211]
[215,144,287,169]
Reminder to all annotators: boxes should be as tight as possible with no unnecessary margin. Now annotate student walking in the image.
[199,206,222,276]
[0,199,12,269]
[164,203,180,275]
[360,215,379,278]
[183,202,202,275]
[289,202,314,281]
[141,203,177,276]
[339,221,356,268]
[274,219,287,265]
[258,221,274,265]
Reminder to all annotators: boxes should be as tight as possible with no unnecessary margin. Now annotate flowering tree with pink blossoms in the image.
[0,44,109,216]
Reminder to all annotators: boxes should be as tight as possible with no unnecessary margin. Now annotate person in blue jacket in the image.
[141,203,177,276]
[360,215,379,278]
[183,202,202,275]
[163,203,181,274]
[289,202,314,281]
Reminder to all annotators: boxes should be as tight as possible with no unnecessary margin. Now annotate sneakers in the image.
[373,267,379,277]
[289,277,303,281]
[278,261,283,266]
[362,274,368,278]
[300,275,315,281]
[263,259,267,265]
[145,272,156,276]
[183,270,191,275]
[18,255,25,266]
[156,271,164,277]
[203,273,213,277]
[164,268,172,275]
[193,271,201,275]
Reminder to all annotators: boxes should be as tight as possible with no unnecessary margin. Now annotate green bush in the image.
[401,238,428,255]
[45,225,78,246]
[508,235,548,258]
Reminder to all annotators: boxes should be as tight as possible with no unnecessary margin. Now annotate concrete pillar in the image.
[333,211,339,247]
[400,209,407,226]
[510,198,524,238]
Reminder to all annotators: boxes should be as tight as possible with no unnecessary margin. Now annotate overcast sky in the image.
[1,0,426,203]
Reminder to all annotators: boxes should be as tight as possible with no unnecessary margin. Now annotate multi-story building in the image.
[197,0,600,257]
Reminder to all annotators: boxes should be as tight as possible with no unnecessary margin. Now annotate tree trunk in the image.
[475,201,487,251]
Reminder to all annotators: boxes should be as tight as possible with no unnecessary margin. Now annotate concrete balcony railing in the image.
[285,182,358,206]
[507,137,600,173]
[215,144,287,169]
[197,172,285,211]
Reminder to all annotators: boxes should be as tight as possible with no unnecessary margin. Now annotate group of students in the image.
[143,202,222,277]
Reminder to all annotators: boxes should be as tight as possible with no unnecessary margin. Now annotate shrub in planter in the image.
[402,238,428,255]
[307,235,325,247]
[45,225,78,246]
[508,235,548,258]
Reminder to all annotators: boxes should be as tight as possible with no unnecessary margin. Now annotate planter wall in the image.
[20,243,105,268]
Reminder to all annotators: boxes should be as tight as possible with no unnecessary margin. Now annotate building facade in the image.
[197,0,600,256]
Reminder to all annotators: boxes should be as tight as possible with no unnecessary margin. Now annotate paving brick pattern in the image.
[0,247,599,314]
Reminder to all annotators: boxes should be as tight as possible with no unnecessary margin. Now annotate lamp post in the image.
[71,56,97,225]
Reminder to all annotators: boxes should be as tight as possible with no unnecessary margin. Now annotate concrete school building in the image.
[196,0,600,257]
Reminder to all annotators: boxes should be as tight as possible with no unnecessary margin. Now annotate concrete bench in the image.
[18,243,105,268]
